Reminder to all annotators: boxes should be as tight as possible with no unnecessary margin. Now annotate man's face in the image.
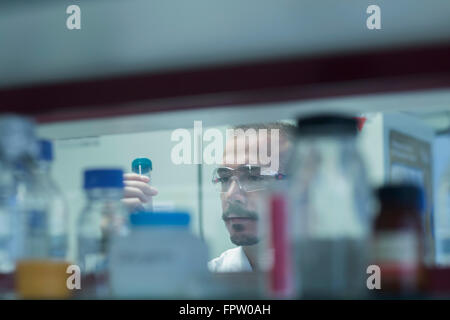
[219,132,290,247]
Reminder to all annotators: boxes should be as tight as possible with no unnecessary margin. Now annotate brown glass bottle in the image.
[372,184,426,295]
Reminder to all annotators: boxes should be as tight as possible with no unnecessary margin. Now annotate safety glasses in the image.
[212,164,286,193]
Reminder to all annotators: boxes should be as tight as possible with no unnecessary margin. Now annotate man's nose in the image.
[225,177,247,204]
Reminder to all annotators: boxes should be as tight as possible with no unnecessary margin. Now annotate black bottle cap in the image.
[295,114,358,136]
[376,184,425,212]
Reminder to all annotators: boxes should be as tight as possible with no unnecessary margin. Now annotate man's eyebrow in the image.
[216,166,233,170]
[237,164,260,170]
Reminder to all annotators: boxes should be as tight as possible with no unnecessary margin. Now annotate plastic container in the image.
[77,169,129,298]
[131,158,153,211]
[109,211,209,298]
[287,114,374,298]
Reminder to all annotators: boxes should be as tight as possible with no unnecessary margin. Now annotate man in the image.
[208,123,294,272]
[122,122,295,273]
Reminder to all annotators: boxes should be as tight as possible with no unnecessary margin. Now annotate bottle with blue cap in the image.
[131,158,153,211]
[109,211,209,298]
[32,140,69,260]
[77,168,129,298]
[0,115,38,298]
[13,139,72,299]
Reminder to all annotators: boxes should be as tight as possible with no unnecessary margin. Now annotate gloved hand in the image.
[121,173,158,212]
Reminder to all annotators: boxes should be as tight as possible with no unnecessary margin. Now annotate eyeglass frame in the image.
[211,164,286,193]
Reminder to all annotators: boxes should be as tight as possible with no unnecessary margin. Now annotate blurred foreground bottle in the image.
[109,211,209,298]
[371,185,425,295]
[288,114,374,299]
[14,139,71,299]
[131,158,153,211]
[77,169,129,298]
[436,163,450,266]
[34,140,69,260]
[0,115,37,298]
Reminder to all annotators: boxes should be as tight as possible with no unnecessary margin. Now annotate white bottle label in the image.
[109,229,208,297]
[373,231,419,264]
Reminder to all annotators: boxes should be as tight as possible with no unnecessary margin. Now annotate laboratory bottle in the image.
[14,139,71,299]
[287,114,374,298]
[0,114,37,298]
[77,168,129,298]
[372,184,426,294]
[109,211,209,298]
[33,140,69,260]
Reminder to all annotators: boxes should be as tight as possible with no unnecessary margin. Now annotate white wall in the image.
[50,129,200,262]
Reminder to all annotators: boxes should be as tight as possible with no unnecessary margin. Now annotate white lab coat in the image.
[208,246,252,272]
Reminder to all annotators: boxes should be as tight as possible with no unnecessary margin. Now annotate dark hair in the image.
[232,121,296,141]
[231,122,295,172]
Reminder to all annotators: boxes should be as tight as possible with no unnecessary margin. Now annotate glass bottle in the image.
[33,140,69,260]
[371,184,425,294]
[77,168,129,298]
[287,114,374,299]
[14,139,71,299]
[0,114,37,298]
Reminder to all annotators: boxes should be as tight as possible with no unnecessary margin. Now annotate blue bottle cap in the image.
[84,169,124,189]
[39,139,53,161]
[132,158,152,174]
[130,212,190,227]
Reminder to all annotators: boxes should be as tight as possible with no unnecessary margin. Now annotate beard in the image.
[230,233,259,246]
[222,201,259,246]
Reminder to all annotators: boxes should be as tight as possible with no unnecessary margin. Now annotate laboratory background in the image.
[0,0,450,300]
